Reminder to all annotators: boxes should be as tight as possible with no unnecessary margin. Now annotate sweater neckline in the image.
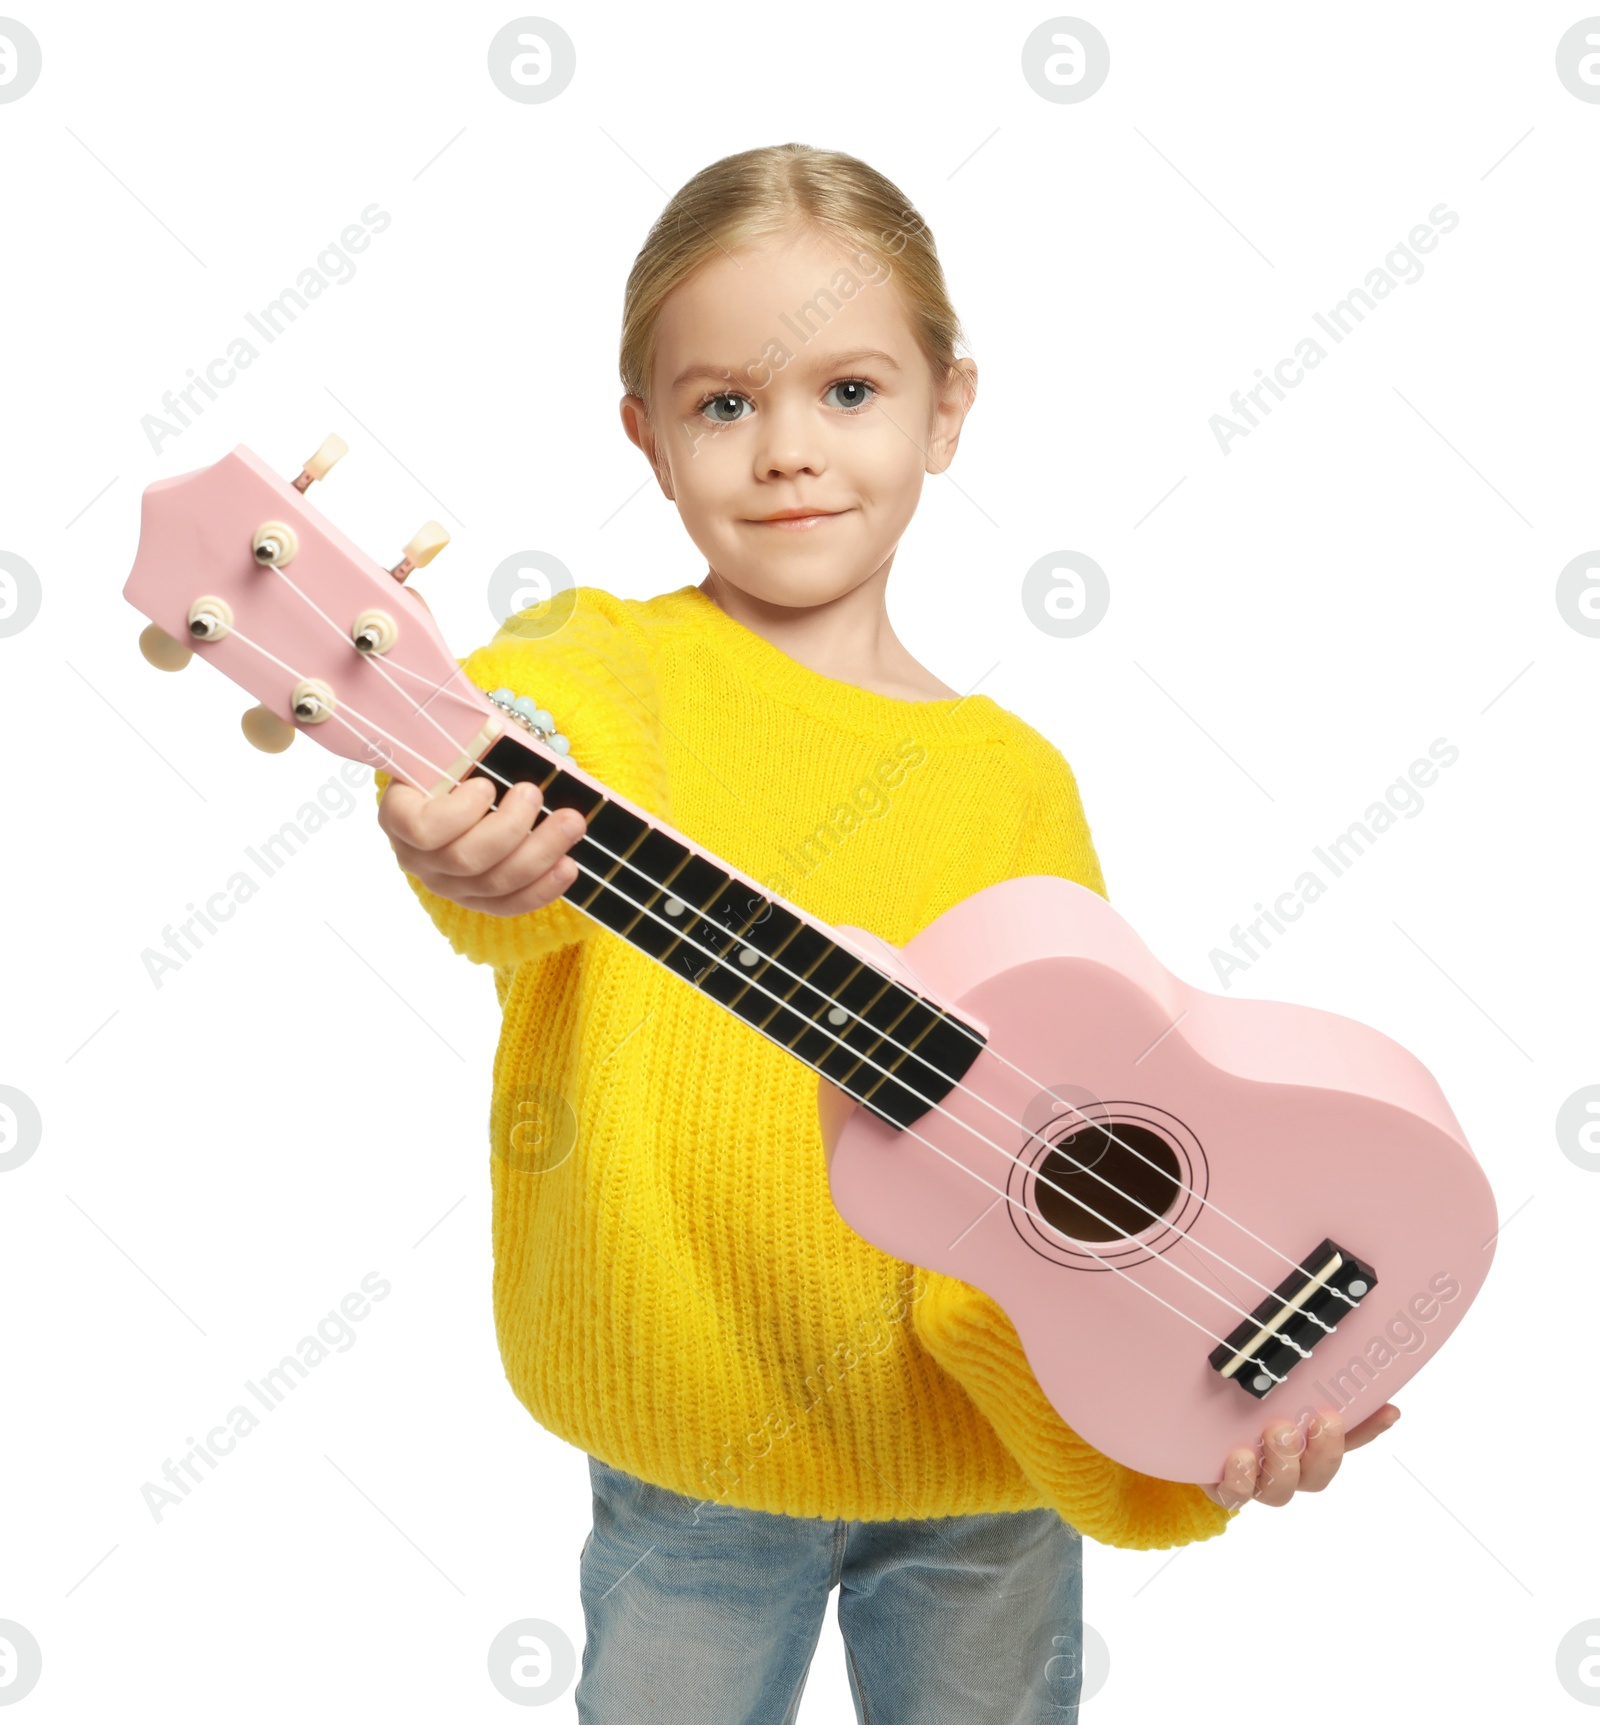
[661,583,1008,744]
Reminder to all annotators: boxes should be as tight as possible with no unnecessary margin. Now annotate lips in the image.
[747,508,846,530]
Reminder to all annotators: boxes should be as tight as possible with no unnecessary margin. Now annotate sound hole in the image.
[1034,1121,1182,1243]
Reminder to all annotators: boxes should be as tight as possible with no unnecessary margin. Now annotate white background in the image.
[1,1,1594,1718]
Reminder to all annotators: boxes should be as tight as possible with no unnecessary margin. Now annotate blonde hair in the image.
[619,143,970,413]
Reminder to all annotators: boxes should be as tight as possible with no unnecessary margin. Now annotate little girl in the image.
[376,143,1397,1724]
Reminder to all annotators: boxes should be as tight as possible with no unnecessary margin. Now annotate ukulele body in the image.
[819,875,1497,1483]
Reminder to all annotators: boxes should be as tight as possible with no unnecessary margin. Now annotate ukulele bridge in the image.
[1208,1238,1377,1399]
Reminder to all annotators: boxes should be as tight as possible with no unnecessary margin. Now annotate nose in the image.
[751,392,827,481]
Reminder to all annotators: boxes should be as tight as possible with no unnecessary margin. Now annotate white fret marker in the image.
[738,946,759,966]
[827,1006,849,1026]
[664,897,685,917]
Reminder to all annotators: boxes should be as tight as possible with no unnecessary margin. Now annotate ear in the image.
[926,359,978,476]
[619,394,676,501]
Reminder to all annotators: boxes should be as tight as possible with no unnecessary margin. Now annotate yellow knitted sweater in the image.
[374,583,1232,1550]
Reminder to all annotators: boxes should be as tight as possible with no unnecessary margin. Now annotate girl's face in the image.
[621,226,977,610]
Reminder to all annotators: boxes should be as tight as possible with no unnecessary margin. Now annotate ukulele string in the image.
[221,612,1335,1365]
[260,560,475,726]
[365,641,1324,1297]
[228,609,1342,1363]
[242,565,1236,1284]
[297,620,1328,1335]
[363,641,1324,1303]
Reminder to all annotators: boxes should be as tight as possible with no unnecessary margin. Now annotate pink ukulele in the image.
[122,436,1499,1485]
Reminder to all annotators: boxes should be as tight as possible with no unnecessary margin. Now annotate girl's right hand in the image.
[377,775,589,917]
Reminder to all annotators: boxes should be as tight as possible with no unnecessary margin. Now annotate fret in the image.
[578,811,709,966]
[849,1002,946,1102]
[783,947,902,1075]
[744,914,842,1028]
[726,917,865,1058]
[466,733,987,1128]
[468,739,563,799]
[726,912,872,1025]
[577,797,655,928]
[731,907,811,1016]
[827,990,928,1095]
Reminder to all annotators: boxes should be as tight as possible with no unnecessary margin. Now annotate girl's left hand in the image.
[1202,1403,1401,1509]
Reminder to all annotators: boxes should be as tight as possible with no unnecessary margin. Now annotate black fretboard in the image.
[467,733,987,1130]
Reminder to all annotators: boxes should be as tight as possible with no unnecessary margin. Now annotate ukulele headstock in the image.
[122,436,517,795]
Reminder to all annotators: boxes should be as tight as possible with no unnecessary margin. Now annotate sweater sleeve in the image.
[373,587,672,971]
[911,1274,1235,1549]
[911,728,1236,1549]
[1005,732,1109,900]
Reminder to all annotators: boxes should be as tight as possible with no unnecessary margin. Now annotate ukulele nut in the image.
[290,677,337,724]
[187,596,234,641]
[252,521,300,567]
[351,609,398,655]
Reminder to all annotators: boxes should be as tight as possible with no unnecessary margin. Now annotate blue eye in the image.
[826,380,875,413]
[698,392,751,424]
[694,380,877,423]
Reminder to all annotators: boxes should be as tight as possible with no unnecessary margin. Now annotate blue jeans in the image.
[575,1454,1084,1724]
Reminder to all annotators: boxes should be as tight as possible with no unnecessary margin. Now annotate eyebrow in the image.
[668,348,903,391]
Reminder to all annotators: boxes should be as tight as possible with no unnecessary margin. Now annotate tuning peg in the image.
[138,623,193,672]
[292,433,348,493]
[389,521,449,583]
[241,704,296,753]
[252,521,299,567]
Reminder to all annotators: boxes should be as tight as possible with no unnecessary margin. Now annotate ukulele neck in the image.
[467,730,987,1131]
